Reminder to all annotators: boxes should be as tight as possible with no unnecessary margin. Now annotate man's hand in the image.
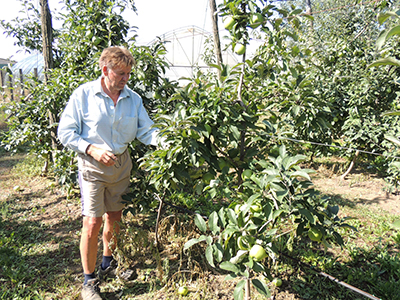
[86,144,117,166]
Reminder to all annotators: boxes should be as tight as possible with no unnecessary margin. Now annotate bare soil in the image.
[311,162,400,216]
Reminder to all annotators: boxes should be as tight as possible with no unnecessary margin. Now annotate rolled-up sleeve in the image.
[135,98,159,146]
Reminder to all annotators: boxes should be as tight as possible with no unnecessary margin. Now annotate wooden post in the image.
[19,68,24,97]
[40,0,57,173]
[0,69,4,87]
[8,73,14,102]
[306,0,314,33]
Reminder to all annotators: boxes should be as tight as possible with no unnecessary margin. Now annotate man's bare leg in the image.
[81,216,103,275]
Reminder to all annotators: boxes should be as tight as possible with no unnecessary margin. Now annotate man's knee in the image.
[105,210,122,223]
[82,216,103,238]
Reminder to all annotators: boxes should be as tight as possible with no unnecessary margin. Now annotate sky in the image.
[0,0,218,61]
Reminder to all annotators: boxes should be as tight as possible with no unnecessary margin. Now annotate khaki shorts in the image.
[77,149,132,218]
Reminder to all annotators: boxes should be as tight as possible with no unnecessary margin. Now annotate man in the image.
[58,46,164,300]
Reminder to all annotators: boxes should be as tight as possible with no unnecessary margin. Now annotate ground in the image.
[1,153,399,299]
[311,161,400,216]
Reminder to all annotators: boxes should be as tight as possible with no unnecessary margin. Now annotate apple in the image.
[137,70,145,80]
[224,16,235,30]
[234,43,246,55]
[272,278,282,287]
[250,202,262,213]
[178,286,188,296]
[308,227,323,242]
[250,13,264,29]
[249,244,267,261]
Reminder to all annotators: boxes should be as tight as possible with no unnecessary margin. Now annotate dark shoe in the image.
[82,278,101,300]
[98,259,118,281]
[98,259,137,281]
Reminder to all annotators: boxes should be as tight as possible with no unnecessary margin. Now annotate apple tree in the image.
[367,8,400,192]
[137,2,356,299]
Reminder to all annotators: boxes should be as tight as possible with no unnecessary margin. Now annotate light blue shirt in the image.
[58,77,160,155]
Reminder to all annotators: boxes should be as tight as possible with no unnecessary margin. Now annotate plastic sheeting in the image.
[11,52,44,81]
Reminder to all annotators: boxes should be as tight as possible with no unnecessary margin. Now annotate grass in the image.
[0,151,399,299]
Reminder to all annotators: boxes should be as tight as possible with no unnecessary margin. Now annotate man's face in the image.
[103,64,132,92]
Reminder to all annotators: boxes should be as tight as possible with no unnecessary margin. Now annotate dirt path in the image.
[312,165,400,216]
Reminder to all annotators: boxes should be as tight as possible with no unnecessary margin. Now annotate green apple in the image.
[250,13,264,29]
[272,278,282,287]
[178,286,188,296]
[224,16,235,30]
[250,202,262,213]
[249,244,267,261]
[137,70,145,80]
[234,43,246,55]
[308,227,323,242]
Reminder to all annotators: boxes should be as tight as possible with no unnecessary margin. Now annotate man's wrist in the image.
[85,144,92,155]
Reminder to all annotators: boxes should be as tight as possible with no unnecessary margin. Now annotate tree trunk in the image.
[40,0,54,81]
[209,0,223,79]
[341,150,360,180]
[244,277,251,300]
[40,0,57,174]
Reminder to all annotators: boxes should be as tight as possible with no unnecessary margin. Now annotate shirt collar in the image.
[95,76,130,100]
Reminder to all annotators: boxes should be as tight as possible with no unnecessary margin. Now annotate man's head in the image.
[99,46,135,71]
[99,46,135,93]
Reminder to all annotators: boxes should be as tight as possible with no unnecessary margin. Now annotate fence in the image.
[0,68,38,102]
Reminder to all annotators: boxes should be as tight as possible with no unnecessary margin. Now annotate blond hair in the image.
[99,46,136,71]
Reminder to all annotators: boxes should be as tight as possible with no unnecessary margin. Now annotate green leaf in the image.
[386,25,400,41]
[213,243,224,263]
[220,261,240,273]
[392,220,400,229]
[377,11,400,25]
[382,111,400,116]
[230,125,241,140]
[208,211,220,235]
[233,279,245,300]
[289,170,311,180]
[183,235,207,250]
[252,279,271,297]
[206,245,215,267]
[195,214,207,233]
[376,29,388,50]
[367,57,400,68]
[299,209,315,223]
[384,135,400,146]
[227,208,238,225]
[218,207,227,227]
[229,250,248,264]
